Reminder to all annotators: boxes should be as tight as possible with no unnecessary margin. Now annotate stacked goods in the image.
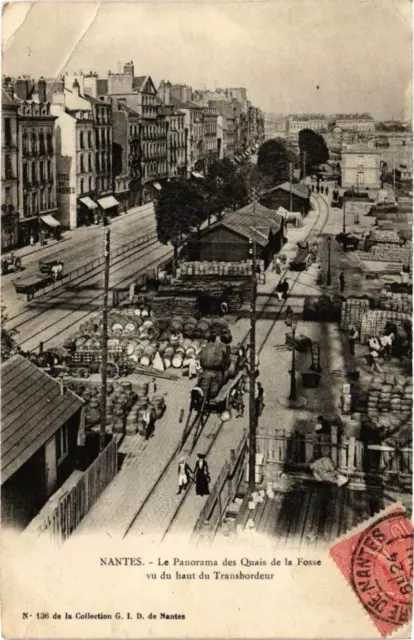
[303,295,343,322]
[180,261,253,277]
[369,230,401,245]
[376,292,412,314]
[340,382,352,415]
[340,298,370,333]
[370,243,412,263]
[360,310,411,343]
[199,341,229,371]
[366,375,412,418]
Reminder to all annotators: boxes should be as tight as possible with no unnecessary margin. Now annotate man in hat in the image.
[194,454,210,496]
[177,457,193,495]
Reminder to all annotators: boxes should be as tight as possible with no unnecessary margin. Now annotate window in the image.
[24,194,29,214]
[47,131,53,154]
[89,177,93,192]
[48,187,53,208]
[88,131,92,148]
[88,154,92,171]
[39,162,44,181]
[95,130,99,148]
[80,178,84,194]
[39,130,45,154]
[55,424,69,463]
[4,154,13,179]
[48,160,52,179]
[23,163,28,184]
[31,163,36,183]
[357,155,364,167]
[32,192,37,213]
[22,131,28,153]
[4,118,11,145]
[80,154,85,172]
[5,186,11,204]
[31,131,37,153]
[80,131,84,149]
[357,171,364,185]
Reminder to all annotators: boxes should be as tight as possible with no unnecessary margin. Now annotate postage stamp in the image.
[330,505,413,637]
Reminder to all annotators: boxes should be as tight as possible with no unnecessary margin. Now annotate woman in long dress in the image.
[177,457,192,495]
[194,454,210,496]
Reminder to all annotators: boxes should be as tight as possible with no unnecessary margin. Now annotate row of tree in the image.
[155,128,329,253]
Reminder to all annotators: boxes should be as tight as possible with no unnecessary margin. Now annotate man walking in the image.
[255,381,265,420]
[348,324,359,356]
[339,271,346,293]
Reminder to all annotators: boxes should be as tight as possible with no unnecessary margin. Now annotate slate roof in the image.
[266,182,310,200]
[202,202,283,247]
[1,355,84,484]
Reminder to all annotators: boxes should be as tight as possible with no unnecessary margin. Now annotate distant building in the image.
[157,81,187,179]
[334,114,375,134]
[341,145,380,189]
[260,182,311,216]
[287,114,327,135]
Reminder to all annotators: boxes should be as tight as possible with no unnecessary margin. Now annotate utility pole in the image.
[100,224,110,452]
[248,186,258,490]
[289,162,293,212]
[393,150,396,195]
[302,150,306,183]
[342,199,346,234]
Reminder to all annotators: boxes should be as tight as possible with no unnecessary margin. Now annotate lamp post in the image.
[289,162,293,212]
[287,316,298,402]
[327,236,332,286]
[342,199,346,234]
[248,186,258,490]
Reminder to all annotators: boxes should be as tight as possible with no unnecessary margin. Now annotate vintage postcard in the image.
[1,0,413,638]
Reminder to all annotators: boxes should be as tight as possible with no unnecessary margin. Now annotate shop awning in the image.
[191,172,205,179]
[79,197,98,210]
[97,196,120,210]
[41,214,60,228]
[153,182,162,191]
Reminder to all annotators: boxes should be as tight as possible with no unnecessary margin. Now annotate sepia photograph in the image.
[1,1,413,638]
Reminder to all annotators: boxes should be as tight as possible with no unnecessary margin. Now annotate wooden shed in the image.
[260,182,312,217]
[1,355,84,530]
[196,202,285,267]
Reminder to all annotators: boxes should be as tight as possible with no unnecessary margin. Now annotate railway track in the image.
[14,240,172,352]
[123,195,331,543]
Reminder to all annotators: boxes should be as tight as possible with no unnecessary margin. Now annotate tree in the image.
[155,179,206,266]
[298,129,329,176]
[204,159,249,217]
[1,305,18,362]
[257,138,297,188]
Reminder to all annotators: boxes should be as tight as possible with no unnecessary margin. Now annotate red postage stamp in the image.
[330,506,413,637]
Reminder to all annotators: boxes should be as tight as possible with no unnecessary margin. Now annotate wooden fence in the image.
[191,431,248,546]
[28,437,118,545]
[257,428,412,486]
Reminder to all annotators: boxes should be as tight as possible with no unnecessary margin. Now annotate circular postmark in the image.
[351,511,413,626]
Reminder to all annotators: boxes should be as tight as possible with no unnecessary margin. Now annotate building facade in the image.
[334,114,375,133]
[1,88,20,250]
[287,114,328,135]
[203,106,219,169]
[341,146,381,189]
[11,79,59,244]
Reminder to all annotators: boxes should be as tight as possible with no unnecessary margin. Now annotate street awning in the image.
[97,196,120,210]
[41,214,60,228]
[191,172,204,179]
[79,197,98,210]
[153,182,162,191]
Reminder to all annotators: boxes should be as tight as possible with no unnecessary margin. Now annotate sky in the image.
[2,0,413,119]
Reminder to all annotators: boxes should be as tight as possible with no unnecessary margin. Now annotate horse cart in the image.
[181,344,246,453]
[289,249,313,272]
[13,274,54,300]
[2,252,22,275]
[335,232,360,251]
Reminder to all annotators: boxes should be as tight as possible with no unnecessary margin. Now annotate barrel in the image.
[136,381,149,397]
[163,358,172,369]
[175,346,185,356]
[134,307,142,317]
[120,380,132,394]
[172,352,184,368]
[186,346,196,358]
[164,346,175,359]
[141,307,150,318]
[139,329,150,340]
[152,395,165,417]
[197,320,210,334]
[158,340,169,355]
[142,320,154,330]
[125,321,137,333]
[126,340,139,356]
[75,336,87,348]
[113,407,125,434]
[210,371,223,398]
[170,335,180,347]
[111,322,124,332]
[137,409,146,436]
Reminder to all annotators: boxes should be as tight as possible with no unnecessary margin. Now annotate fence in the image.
[28,437,118,545]
[256,428,412,486]
[191,431,248,546]
[31,231,157,299]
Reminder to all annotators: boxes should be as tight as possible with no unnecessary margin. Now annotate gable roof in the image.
[265,182,310,200]
[133,75,157,95]
[1,355,84,484]
[2,88,18,108]
[201,202,283,247]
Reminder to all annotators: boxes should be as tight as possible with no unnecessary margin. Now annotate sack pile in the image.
[366,374,412,418]
[376,291,412,314]
[370,243,412,263]
[180,261,256,277]
[360,310,411,343]
[340,298,370,333]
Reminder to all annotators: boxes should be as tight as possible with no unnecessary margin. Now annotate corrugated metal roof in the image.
[1,355,84,484]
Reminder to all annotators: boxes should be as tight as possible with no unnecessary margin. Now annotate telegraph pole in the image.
[392,150,396,195]
[248,186,258,490]
[302,150,306,183]
[289,162,293,212]
[100,224,110,452]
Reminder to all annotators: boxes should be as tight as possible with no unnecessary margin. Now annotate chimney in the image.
[72,79,81,96]
[124,60,134,76]
[165,81,171,106]
[14,78,30,101]
[37,77,47,102]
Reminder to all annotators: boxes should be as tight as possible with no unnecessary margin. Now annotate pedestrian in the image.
[194,454,210,496]
[316,185,320,194]
[314,415,329,434]
[220,300,229,315]
[177,457,193,495]
[348,324,359,355]
[281,278,289,300]
[325,186,329,196]
[339,271,345,293]
[367,336,383,373]
[317,265,323,285]
[29,234,35,247]
[188,357,200,380]
[142,406,155,440]
[51,263,59,282]
[311,184,315,192]
[273,255,282,274]
[255,381,265,418]
[285,305,294,321]
[39,230,45,246]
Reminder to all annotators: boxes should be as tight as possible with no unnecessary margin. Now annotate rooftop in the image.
[204,202,283,247]
[266,182,310,200]
[1,355,84,484]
